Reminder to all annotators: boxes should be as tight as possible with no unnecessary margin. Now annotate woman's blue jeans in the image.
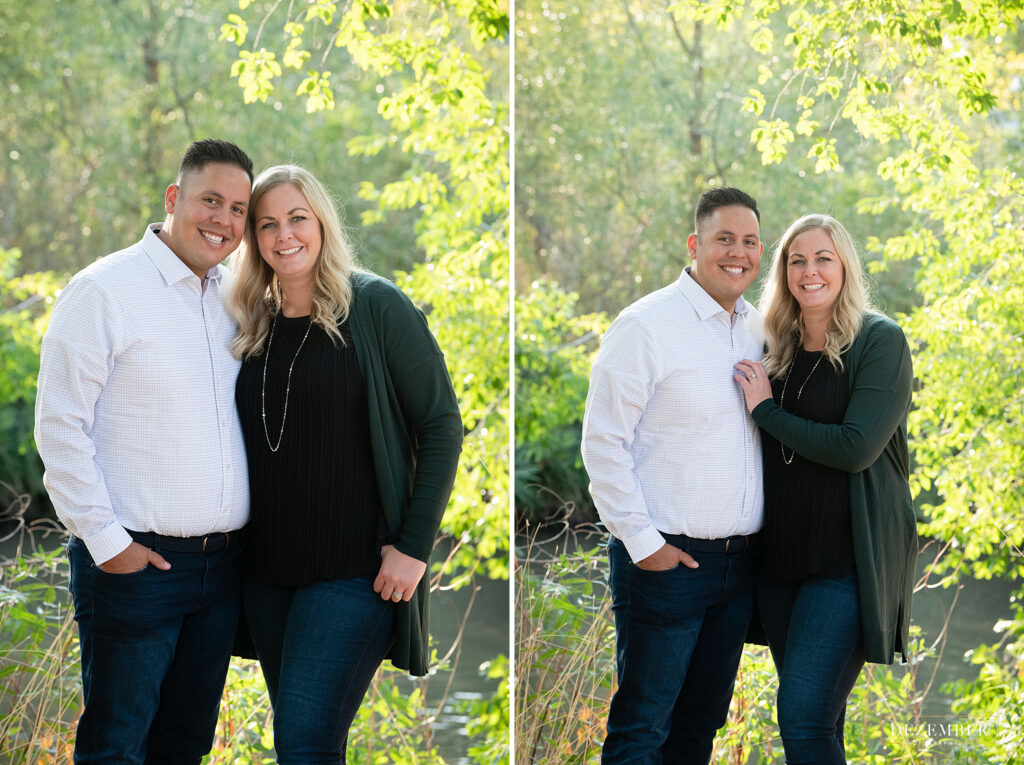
[243,575,396,764]
[756,573,865,765]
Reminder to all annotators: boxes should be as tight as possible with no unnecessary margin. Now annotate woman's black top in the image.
[236,315,384,586]
[759,348,854,581]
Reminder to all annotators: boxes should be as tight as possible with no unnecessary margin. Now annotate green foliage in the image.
[398,242,509,584]
[460,654,511,764]
[942,608,1024,762]
[0,247,59,505]
[515,282,606,524]
[712,646,781,763]
[205,661,275,763]
[349,667,445,763]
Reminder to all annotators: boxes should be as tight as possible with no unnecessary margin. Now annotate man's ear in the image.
[164,183,179,215]
[686,233,698,260]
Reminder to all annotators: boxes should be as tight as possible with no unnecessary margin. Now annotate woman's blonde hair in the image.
[230,164,361,359]
[760,214,873,378]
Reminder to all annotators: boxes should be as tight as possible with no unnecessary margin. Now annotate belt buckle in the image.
[725,535,747,554]
[201,532,229,553]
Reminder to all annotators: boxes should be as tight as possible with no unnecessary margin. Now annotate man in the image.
[35,139,254,764]
[581,187,766,763]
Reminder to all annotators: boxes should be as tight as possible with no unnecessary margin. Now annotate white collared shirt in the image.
[581,267,765,563]
[35,224,250,564]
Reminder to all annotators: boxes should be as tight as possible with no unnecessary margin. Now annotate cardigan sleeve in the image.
[751,316,912,473]
[372,281,464,562]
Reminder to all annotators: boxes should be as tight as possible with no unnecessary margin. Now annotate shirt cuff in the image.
[619,525,667,564]
[83,524,133,565]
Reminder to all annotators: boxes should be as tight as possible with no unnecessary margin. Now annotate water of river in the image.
[1,525,509,764]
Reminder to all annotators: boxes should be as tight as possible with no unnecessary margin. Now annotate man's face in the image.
[686,205,762,312]
[160,162,251,279]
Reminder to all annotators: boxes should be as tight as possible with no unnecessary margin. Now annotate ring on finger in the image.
[391,592,403,602]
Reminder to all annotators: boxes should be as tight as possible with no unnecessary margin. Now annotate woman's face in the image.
[254,183,323,284]
[786,227,844,317]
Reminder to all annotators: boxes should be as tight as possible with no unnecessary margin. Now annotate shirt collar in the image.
[675,266,750,321]
[141,223,224,286]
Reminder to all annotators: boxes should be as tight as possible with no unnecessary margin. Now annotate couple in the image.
[34,139,463,763]
[582,187,918,763]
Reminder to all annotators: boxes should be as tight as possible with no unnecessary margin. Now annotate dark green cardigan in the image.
[752,312,917,664]
[349,272,463,676]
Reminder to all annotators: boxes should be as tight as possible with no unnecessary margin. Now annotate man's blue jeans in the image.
[67,535,242,765]
[602,534,756,765]
[756,573,865,765]
[243,575,396,764]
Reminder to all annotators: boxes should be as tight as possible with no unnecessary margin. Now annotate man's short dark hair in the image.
[176,139,254,187]
[694,187,760,233]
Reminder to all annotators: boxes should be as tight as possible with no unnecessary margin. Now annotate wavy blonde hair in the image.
[760,214,874,378]
[230,165,361,359]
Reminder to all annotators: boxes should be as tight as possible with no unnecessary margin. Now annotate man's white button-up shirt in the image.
[35,224,250,564]
[582,267,765,563]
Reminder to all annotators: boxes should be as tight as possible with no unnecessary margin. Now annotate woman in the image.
[230,164,462,763]
[733,214,917,764]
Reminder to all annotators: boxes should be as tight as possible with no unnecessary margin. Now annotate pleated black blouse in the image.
[759,347,854,581]
[236,315,384,586]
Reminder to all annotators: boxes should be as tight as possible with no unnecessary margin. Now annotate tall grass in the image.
[0,543,78,762]
[514,523,1022,764]
[516,524,614,763]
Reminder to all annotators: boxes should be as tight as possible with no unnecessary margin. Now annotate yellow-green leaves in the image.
[296,70,333,112]
[229,49,282,103]
[750,24,774,54]
[305,0,337,26]
[743,88,766,116]
[282,29,310,70]
[795,108,818,136]
[807,136,839,173]
[219,14,248,47]
[752,118,794,164]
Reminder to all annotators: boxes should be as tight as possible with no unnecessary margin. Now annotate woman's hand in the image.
[373,544,427,603]
[733,359,773,413]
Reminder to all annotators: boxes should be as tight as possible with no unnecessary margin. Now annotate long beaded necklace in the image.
[261,313,312,453]
[778,348,824,465]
